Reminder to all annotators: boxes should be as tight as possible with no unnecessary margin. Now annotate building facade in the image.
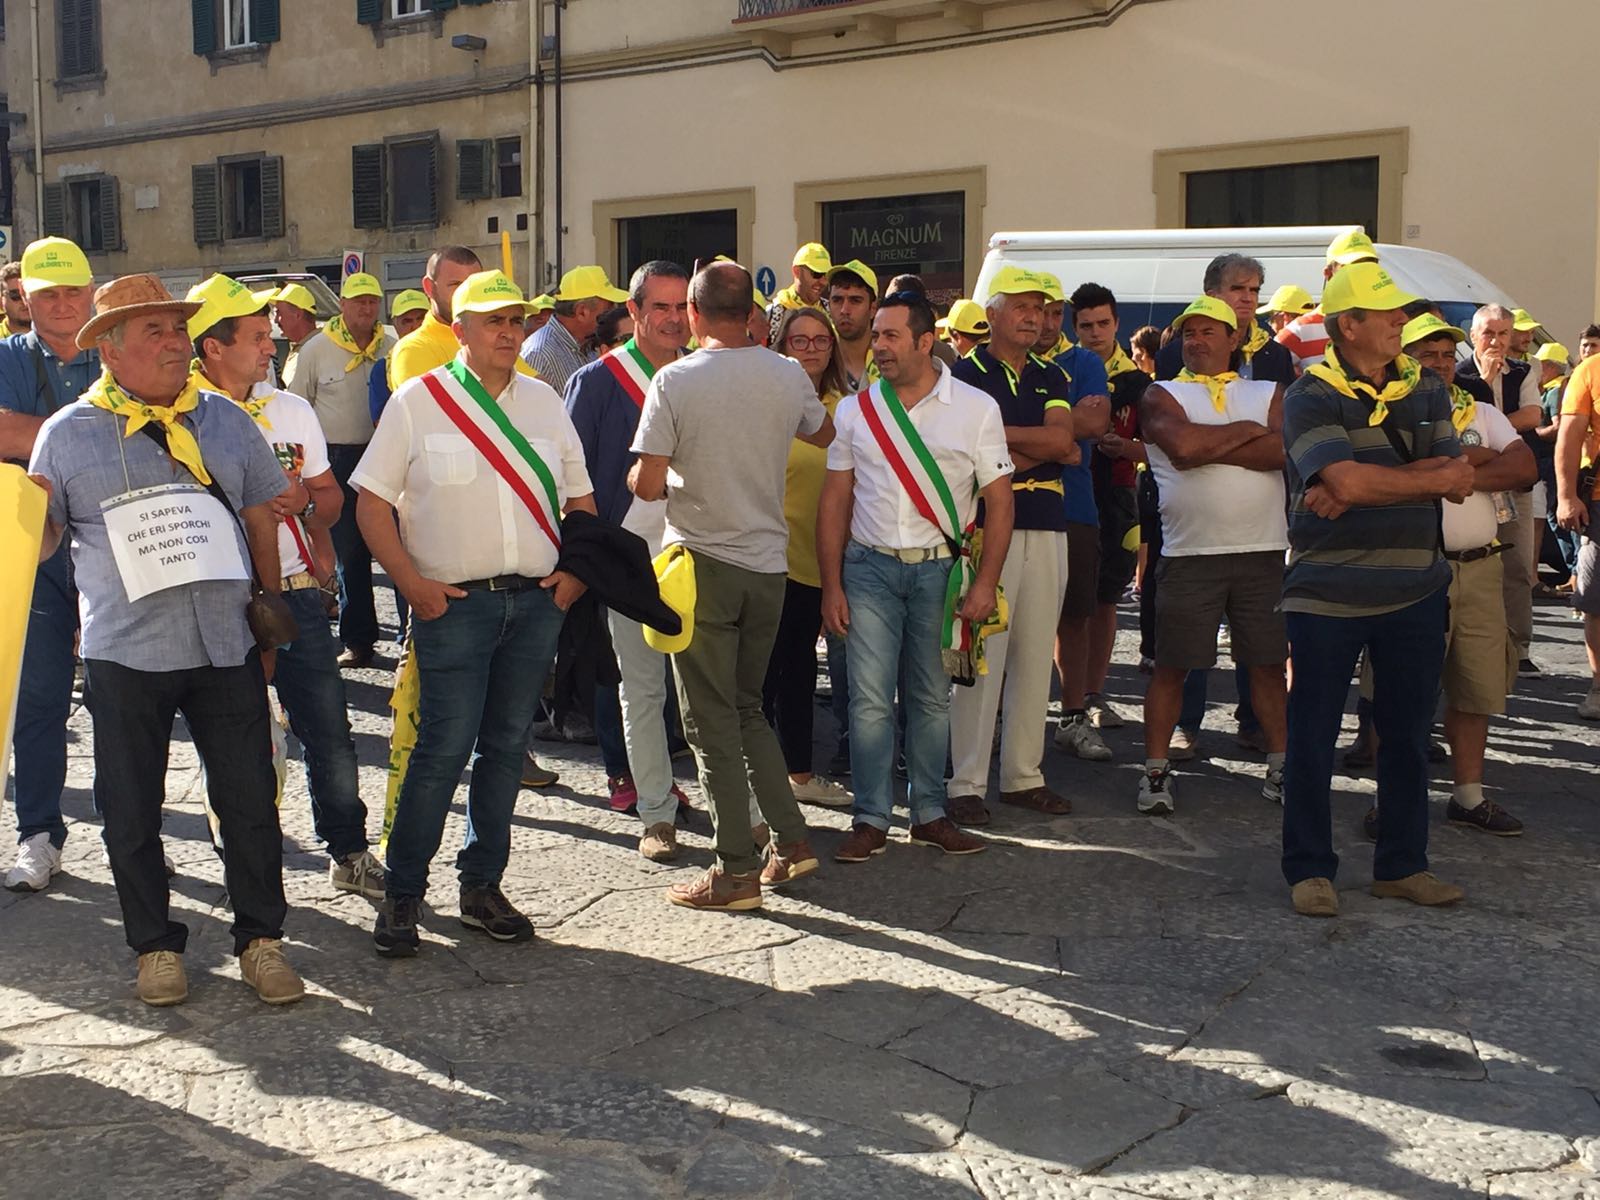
[6,0,1599,338]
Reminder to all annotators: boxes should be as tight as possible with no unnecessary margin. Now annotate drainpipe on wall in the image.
[530,0,541,289]
[553,0,565,278]
[30,0,45,235]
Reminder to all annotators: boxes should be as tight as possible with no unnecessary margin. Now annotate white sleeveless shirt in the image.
[1144,378,1287,557]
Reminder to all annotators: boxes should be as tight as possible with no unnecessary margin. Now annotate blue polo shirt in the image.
[1049,345,1109,527]
[951,345,1073,531]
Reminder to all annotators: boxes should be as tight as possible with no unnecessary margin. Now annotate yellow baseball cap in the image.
[391,288,428,319]
[1037,271,1067,303]
[1321,262,1418,316]
[1170,295,1239,332]
[528,293,555,313]
[452,269,539,317]
[986,265,1057,300]
[826,259,878,298]
[644,544,695,654]
[1401,312,1466,349]
[1326,229,1379,266]
[273,282,317,313]
[793,242,832,274]
[1257,284,1316,315]
[936,298,990,337]
[20,237,92,292]
[1512,307,1540,332]
[184,273,278,340]
[340,272,382,300]
[1533,341,1570,365]
[553,264,628,304]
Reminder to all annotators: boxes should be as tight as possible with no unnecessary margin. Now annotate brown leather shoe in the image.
[1371,872,1465,907]
[908,817,986,855]
[760,839,819,887]
[1291,877,1339,918]
[639,822,679,863]
[834,823,888,863]
[336,646,375,670]
[666,866,763,912]
[997,785,1070,815]
[946,794,991,826]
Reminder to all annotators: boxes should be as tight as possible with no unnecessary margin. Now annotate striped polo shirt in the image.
[1282,364,1459,617]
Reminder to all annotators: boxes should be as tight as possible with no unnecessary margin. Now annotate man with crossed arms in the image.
[355,270,594,958]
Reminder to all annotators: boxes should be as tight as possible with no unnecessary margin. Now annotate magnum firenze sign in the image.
[826,192,965,275]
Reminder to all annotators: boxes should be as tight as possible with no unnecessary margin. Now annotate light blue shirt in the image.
[520,317,593,397]
[29,391,290,671]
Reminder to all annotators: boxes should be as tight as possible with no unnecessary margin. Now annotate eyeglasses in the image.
[4,291,22,301]
[785,333,834,351]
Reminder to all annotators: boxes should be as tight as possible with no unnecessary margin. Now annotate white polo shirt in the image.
[827,362,1012,551]
[1443,399,1518,552]
[351,356,592,583]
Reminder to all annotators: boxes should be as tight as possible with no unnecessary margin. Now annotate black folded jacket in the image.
[553,509,682,635]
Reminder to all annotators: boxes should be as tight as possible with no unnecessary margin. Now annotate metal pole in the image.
[30,0,45,235]
[553,0,564,277]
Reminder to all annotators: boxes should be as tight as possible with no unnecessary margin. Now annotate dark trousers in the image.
[83,655,287,955]
[1281,587,1447,887]
[328,443,378,652]
[12,560,75,847]
[762,578,823,775]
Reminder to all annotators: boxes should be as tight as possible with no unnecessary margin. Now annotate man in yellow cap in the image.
[1259,284,1316,335]
[1033,272,1074,362]
[0,237,101,892]
[187,274,387,899]
[826,259,879,391]
[765,242,832,344]
[0,261,32,337]
[1279,262,1474,918]
[366,289,431,426]
[936,298,989,356]
[1136,296,1287,817]
[273,282,320,390]
[352,269,595,956]
[523,293,555,340]
[1529,341,1572,595]
[1509,308,1540,361]
[520,264,627,394]
[27,274,303,1007]
[1156,254,1298,386]
[1277,229,1381,372]
[389,246,482,391]
[291,271,395,669]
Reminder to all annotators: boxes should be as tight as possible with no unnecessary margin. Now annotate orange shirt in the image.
[1558,354,1600,499]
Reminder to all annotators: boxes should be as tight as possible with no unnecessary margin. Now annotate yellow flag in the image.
[1,466,48,770]
[501,231,515,284]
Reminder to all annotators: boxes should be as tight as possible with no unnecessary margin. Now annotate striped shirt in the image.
[520,316,593,396]
[1276,307,1328,373]
[1281,365,1459,617]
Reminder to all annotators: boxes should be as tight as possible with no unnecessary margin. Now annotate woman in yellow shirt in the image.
[763,307,854,806]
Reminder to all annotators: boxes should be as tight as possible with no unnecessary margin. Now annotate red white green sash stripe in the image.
[600,338,655,408]
[857,381,977,656]
[421,359,563,552]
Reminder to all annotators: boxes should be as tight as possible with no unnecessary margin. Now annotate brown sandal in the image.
[997,786,1071,815]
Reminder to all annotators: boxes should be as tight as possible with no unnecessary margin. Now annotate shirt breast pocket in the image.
[525,438,563,503]
[424,433,477,485]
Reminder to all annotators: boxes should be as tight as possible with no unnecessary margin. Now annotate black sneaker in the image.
[374,895,422,958]
[1447,799,1524,837]
[459,885,535,942]
[1362,806,1379,843]
[827,740,851,778]
[1517,659,1540,678]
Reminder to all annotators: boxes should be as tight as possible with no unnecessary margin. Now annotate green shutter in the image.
[253,0,280,43]
[455,138,492,201]
[420,133,440,226]
[260,156,285,238]
[356,0,382,25]
[59,0,101,76]
[352,144,387,229]
[191,162,222,245]
[460,0,492,6]
[98,175,121,251]
[431,0,459,10]
[192,0,216,55]
[42,184,67,238]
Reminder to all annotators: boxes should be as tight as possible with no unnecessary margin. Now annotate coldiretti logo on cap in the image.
[20,236,92,290]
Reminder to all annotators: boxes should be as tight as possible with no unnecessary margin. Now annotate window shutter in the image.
[191,162,222,245]
[252,0,280,43]
[98,175,122,251]
[460,0,491,6]
[421,132,440,225]
[352,143,386,229]
[42,184,67,238]
[61,0,101,76]
[191,0,216,55]
[455,138,492,201]
[259,156,285,238]
[355,0,382,25]
[431,0,459,10]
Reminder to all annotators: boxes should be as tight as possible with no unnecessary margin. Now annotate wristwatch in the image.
[298,497,317,521]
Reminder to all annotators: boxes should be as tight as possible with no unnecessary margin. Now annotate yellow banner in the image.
[1,465,48,769]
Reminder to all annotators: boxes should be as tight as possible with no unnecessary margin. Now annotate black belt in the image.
[454,574,542,592]
[1444,544,1505,563]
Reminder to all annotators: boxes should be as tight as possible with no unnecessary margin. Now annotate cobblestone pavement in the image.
[3,595,1598,1199]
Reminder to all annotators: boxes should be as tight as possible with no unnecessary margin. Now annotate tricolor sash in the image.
[857,381,1000,679]
[600,338,656,408]
[420,359,563,552]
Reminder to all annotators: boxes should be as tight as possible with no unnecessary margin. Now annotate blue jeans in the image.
[1282,587,1447,886]
[11,557,74,847]
[595,679,629,779]
[844,544,949,830]
[328,443,379,651]
[386,585,563,899]
[1178,666,1258,735]
[272,587,369,861]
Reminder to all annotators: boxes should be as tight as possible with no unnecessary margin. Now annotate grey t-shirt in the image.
[632,345,826,574]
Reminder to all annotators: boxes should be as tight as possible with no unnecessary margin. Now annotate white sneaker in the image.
[6,833,62,892]
[100,847,177,878]
[1578,685,1600,722]
[1262,767,1284,805]
[791,776,853,807]
[331,849,388,900]
[1055,715,1113,761]
[1085,695,1125,730]
[1168,727,1199,762]
[1137,769,1176,816]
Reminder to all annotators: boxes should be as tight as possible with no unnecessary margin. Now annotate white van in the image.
[973,226,1530,343]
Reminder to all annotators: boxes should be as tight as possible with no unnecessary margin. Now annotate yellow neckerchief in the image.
[1101,345,1138,379]
[1448,384,1477,434]
[1038,332,1073,362]
[1176,367,1241,414]
[1307,346,1422,426]
[323,315,382,372]
[85,368,211,485]
[190,359,272,429]
[1241,322,1270,362]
